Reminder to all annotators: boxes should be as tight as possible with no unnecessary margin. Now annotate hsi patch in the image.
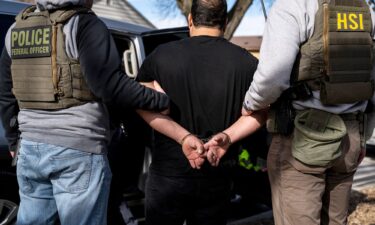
[337,12,364,31]
[11,25,52,59]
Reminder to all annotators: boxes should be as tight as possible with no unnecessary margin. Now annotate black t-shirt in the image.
[138,35,258,177]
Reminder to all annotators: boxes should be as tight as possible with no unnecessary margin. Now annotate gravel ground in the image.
[244,187,375,225]
[348,187,375,225]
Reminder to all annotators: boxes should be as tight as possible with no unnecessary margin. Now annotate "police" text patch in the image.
[11,25,52,59]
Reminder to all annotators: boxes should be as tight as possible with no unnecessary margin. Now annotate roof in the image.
[0,0,153,35]
[5,0,155,29]
[230,36,263,52]
[92,0,155,29]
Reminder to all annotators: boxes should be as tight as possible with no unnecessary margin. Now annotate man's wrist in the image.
[242,103,253,113]
[180,133,193,145]
[220,132,232,146]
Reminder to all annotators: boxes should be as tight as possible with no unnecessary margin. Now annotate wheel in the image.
[0,200,18,225]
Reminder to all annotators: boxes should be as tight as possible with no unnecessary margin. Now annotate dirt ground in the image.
[348,187,375,225]
[246,187,375,225]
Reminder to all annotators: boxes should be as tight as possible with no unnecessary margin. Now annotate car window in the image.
[0,14,16,52]
[112,35,132,71]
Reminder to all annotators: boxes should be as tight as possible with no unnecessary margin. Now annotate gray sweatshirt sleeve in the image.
[243,0,312,111]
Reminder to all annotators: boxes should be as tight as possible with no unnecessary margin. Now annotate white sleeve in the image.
[5,23,16,57]
[243,0,312,111]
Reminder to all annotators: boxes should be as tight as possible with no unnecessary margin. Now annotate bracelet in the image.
[220,132,232,145]
[180,133,193,145]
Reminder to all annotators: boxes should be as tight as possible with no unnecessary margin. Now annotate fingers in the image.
[195,157,205,169]
[153,81,166,94]
[196,144,205,155]
[189,159,197,169]
[187,137,205,155]
[207,149,221,167]
[207,149,217,166]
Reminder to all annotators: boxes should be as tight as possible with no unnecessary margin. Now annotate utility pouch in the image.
[320,81,374,105]
[292,109,347,167]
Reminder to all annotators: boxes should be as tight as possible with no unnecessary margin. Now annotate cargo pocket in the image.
[292,109,347,167]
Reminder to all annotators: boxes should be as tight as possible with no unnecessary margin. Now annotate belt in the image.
[340,112,364,121]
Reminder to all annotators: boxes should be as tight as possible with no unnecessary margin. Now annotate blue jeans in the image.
[16,139,112,225]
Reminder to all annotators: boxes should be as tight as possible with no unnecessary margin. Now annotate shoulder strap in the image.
[49,7,93,24]
[15,5,50,22]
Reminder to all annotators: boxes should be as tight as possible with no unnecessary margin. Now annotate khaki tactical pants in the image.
[268,120,362,225]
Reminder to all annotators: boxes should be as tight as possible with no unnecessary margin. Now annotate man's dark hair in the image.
[191,0,227,30]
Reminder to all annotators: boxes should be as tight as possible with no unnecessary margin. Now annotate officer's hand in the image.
[153,81,170,115]
[181,135,206,169]
[204,132,231,167]
[9,151,15,158]
[241,107,253,116]
[153,81,165,94]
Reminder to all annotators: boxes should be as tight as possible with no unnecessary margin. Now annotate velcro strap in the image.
[49,7,92,24]
[305,110,331,132]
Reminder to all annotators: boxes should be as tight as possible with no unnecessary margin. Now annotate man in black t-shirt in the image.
[137,0,265,224]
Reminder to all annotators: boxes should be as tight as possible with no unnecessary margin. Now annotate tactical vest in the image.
[10,6,96,110]
[292,0,374,105]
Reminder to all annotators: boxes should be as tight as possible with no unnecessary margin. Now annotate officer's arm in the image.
[0,48,20,152]
[243,0,302,111]
[76,14,169,111]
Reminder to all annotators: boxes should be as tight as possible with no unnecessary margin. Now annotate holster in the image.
[267,93,295,136]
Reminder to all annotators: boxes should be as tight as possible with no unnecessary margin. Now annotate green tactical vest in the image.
[10,6,96,110]
[292,0,374,105]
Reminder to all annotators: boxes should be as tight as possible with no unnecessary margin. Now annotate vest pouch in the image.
[11,60,56,103]
[320,80,374,105]
[71,64,96,100]
[292,109,346,167]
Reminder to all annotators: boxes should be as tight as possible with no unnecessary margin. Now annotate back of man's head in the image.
[191,0,227,30]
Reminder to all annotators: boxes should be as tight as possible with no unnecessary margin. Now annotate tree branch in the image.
[176,0,192,18]
[225,0,254,39]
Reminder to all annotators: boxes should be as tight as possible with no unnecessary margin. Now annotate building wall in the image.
[92,0,155,28]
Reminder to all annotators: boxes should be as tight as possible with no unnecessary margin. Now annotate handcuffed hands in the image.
[181,132,232,169]
[181,134,206,169]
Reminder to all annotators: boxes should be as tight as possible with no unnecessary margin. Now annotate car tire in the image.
[0,169,19,225]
